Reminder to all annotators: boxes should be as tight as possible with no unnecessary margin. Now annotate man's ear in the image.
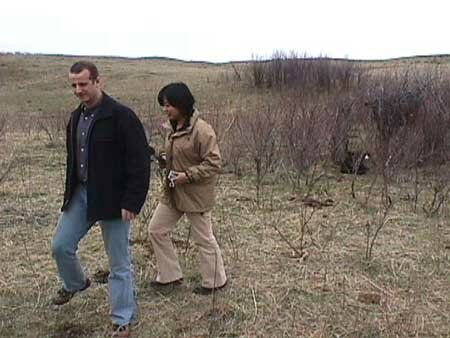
[95,76,103,89]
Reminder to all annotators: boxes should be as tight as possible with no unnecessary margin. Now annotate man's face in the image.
[69,69,101,104]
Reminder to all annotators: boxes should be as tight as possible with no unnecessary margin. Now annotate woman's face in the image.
[162,99,183,122]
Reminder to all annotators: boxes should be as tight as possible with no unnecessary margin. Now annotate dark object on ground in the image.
[302,197,334,209]
[112,323,131,337]
[340,151,370,175]
[93,270,110,284]
[357,292,382,305]
[193,280,228,296]
[52,278,91,305]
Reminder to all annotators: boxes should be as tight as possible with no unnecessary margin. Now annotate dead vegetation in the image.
[0,116,14,187]
[0,53,449,338]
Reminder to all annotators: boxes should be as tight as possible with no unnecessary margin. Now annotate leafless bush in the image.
[248,51,362,93]
[145,87,168,145]
[144,110,168,184]
[360,71,424,194]
[422,176,450,216]
[328,94,356,165]
[250,54,266,88]
[364,189,393,260]
[356,68,441,259]
[420,69,450,164]
[0,116,14,186]
[0,116,6,140]
[205,110,242,177]
[227,59,449,261]
[266,202,319,259]
[37,112,68,146]
[280,97,331,193]
[364,71,424,145]
[362,67,449,201]
[353,72,420,259]
[236,101,281,203]
[230,63,242,81]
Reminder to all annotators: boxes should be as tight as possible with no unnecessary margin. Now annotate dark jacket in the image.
[62,93,151,222]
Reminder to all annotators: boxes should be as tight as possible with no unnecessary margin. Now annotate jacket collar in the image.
[73,92,115,121]
[164,110,200,138]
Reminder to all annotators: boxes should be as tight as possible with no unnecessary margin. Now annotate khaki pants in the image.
[149,202,227,288]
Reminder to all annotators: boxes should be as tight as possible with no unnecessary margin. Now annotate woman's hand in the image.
[173,172,189,185]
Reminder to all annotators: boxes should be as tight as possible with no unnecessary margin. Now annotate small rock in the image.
[357,292,381,305]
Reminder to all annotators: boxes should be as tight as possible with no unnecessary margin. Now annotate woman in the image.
[148,82,227,295]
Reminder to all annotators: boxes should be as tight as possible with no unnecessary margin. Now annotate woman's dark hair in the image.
[157,82,196,118]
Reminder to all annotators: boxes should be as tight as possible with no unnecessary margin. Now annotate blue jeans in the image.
[51,184,136,326]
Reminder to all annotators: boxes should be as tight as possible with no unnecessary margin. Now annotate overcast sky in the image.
[1,0,449,62]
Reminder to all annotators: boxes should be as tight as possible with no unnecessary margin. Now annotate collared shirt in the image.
[76,104,99,183]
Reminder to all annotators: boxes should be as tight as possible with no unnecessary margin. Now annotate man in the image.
[51,61,150,337]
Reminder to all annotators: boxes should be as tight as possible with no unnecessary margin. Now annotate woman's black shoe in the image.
[149,278,183,289]
[193,280,228,296]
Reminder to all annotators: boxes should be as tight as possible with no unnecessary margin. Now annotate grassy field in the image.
[0,54,449,338]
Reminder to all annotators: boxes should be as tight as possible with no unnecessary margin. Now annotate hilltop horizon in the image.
[2,50,450,65]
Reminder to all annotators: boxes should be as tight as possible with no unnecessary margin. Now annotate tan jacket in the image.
[160,111,221,212]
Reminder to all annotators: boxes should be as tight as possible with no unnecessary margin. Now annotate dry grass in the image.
[0,54,449,338]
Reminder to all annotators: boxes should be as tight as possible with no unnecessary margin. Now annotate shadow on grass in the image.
[48,321,95,338]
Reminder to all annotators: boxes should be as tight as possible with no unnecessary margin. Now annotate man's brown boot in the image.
[52,278,91,305]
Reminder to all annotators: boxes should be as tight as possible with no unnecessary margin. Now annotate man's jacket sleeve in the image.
[119,109,151,214]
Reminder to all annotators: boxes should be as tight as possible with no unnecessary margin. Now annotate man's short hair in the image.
[70,61,99,80]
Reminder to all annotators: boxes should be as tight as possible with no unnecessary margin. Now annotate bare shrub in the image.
[0,116,6,140]
[362,67,449,199]
[280,96,332,193]
[144,110,168,185]
[37,112,68,146]
[328,94,356,165]
[0,116,14,186]
[364,72,424,145]
[250,54,266,88]
[261,96,338,256]
[236,101,281,203]
[205,110,242,177]
[247,51,362,93]
[364,191,392,260]
[420,68,450,164]
[232,58,449,261]
[265,201,319,259]
[355,68,436,258]
[352,71,421,259]
[422,172,450,216]
[361,71,426,190]
[230,63,242,81]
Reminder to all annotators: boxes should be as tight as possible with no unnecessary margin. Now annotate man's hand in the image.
[121,209,136,222]
[173,172,189,185]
